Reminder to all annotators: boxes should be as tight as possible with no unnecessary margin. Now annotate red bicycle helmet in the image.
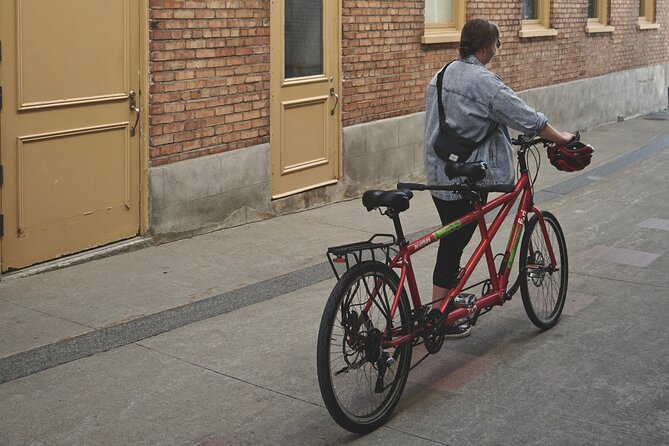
[547,138,594,172]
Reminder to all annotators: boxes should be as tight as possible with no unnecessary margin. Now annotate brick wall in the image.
[148,1,668,165]
[342,0,669,126]
[149,0,269,166]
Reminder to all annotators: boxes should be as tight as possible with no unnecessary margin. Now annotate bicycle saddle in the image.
[444,161,488,181]
[362,189,412,213]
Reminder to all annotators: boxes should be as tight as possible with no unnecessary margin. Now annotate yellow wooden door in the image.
[270,0,341,198]
[0,0,141,271]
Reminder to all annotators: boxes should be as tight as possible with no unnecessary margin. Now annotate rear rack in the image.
[326,234,398,280]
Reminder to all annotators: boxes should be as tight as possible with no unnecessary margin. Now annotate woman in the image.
[424,18,573,338]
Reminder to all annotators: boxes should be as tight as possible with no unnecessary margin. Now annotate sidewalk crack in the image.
[134,343,323,409]
[571,271,665,289]
[0,297,97,331]
[136,343,454,444]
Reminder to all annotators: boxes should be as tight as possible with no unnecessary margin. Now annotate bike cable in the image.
[529,143,541,190]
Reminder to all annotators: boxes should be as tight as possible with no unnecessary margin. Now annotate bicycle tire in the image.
[519,211,568,330]
[317,260,412,433]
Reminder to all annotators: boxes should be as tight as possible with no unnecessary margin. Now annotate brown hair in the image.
[459,19,500,58]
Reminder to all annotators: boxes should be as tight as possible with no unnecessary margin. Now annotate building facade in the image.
[0,0,667,271]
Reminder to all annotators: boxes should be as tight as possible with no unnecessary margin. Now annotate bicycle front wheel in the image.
[519,211,568,330]
[317,260,412,433]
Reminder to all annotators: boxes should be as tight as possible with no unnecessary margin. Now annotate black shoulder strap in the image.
[435,62,452,125]
[436,61,498,146]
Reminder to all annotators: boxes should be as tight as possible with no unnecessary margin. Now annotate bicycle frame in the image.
[380,170,558,349]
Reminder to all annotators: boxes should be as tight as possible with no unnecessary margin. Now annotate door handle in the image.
[129,91,140,137]
[330,87,339,116]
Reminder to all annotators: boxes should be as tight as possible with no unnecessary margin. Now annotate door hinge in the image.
[0,165,3,186]
[0,86,3,110]
[0,215,4,237]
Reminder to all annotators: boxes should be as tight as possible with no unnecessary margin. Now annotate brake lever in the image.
[564,131,582,148]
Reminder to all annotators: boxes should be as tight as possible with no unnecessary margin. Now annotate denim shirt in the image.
[424,55,548,201]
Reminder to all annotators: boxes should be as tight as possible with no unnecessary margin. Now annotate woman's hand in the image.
[538,124,574,145]
[558,131,575,145]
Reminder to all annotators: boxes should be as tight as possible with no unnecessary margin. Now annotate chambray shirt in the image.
[424,55,548,201]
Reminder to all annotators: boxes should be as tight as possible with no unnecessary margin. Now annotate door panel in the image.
[17,0,129,109]
[18,125,130,230]
[0,0,140,271]
[270,0,340,198]
[281,96,328,170]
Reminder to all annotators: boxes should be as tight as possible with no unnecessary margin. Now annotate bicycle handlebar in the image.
[397,182,426,191]
[511,131,581,148]
[510,136,552,147]
[398,182,515,194]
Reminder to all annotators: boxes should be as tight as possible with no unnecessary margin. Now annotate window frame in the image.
[638,0,660,30]
[586,0,614,34]
[422,0,465,44]
[519,0,558,38]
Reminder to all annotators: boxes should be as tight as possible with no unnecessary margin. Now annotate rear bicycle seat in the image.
[362,189,413,213]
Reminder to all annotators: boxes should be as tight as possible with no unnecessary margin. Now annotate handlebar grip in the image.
[397,182,426,191]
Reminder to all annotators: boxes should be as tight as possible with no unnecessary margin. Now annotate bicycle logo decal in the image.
[433,220,462,239]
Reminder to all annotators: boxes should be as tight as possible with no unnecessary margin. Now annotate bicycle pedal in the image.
[453,293,476,308]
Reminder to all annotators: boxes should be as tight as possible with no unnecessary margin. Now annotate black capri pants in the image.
[431,193,487,289]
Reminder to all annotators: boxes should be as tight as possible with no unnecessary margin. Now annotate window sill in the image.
[586,24,615,34]
[518,27,558,38]
[637,21,661,30]
[421,31,461,44]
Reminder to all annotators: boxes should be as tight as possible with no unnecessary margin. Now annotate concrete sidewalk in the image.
[0,114,668,445]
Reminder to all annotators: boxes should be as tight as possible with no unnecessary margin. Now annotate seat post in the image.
[391,214,406,243]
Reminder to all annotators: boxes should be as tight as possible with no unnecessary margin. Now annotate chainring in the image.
[423,309,445,354]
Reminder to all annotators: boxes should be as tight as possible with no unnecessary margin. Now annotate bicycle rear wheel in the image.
[317,260,412,433]
[519,211,568,330]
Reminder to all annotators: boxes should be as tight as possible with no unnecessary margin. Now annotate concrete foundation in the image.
[519,63,669,132]
[149,112,425,240]
[150,63,669,239]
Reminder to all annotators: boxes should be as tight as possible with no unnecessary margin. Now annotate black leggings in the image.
[431,194,487,289]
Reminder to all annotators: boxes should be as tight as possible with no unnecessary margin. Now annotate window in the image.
[638,0,660,29]
[586,0,614,33]
[523,0,538,20]
[519,0,557,38]
[284,0,323,78]
[422,0,465,44]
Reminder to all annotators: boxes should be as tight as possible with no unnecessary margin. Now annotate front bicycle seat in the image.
[444,161,487,181]
[362,189,412,213]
